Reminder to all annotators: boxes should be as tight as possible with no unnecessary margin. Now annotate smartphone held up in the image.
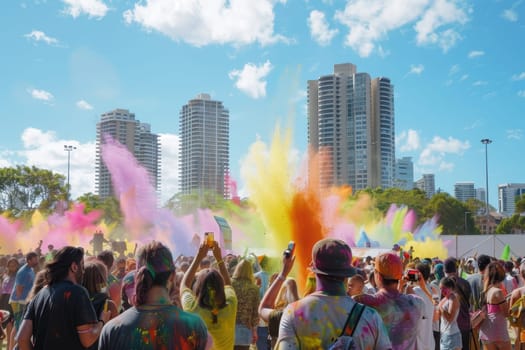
[204,232,214,248]
[284,241,295,258]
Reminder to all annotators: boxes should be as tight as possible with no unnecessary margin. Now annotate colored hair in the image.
[134,241,175,306]
[192,268,226,323]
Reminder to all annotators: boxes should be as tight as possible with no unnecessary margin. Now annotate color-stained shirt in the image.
[275,292,391,350]
[355,289,425,350]
[181,285,237,350]
[23,280,98,350]
[99,304,208,350]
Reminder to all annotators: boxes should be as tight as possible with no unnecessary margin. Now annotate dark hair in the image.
[416,262,431,281]
[46,247,84,285]
[6,257,20,276]
[134,241,175,306]
[443,257,457,274]
[82,259,108,297]
[440,276,457,290]
[477,255,492,272]
[97,250,115,270]
[193,268,226,323]
[26,251,38,261]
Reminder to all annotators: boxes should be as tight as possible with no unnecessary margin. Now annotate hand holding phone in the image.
[284,241,295,258]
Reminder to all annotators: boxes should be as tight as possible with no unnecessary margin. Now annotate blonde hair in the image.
[275,278,299,309]
[232,258,254,283]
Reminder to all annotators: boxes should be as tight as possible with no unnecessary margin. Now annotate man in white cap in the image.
[275,238,391,349]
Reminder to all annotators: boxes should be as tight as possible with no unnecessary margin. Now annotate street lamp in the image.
[464,211,470,235]
[481,138,492,233]
[64,145,76,198]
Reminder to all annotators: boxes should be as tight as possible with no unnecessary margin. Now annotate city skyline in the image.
[1,1,524,207]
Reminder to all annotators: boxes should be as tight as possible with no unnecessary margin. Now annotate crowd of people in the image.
[0,237,524,349]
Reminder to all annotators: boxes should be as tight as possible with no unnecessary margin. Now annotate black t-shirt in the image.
[24,280,98,350]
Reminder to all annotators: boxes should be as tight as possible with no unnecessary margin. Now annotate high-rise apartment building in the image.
[179,93,229,198]
[498,183,525,216]
[454,182,476,202]
[96,109,161,199]
[476,188,486,203]
[394,157,414,190]
[415,174,435,198]
[307,63,395,191]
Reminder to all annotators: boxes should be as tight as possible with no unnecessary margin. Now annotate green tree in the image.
[165,190,230,216]
[423,192,477,235]
[496,214,525,234]
[76,192,122,224]
[0,165,67,217]
[516,194,525,214]
[357,187,429,225]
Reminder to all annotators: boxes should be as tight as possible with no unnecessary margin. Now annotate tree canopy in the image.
[0,165,67,217]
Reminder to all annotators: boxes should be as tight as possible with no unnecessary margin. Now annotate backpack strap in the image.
[340,302,366,337]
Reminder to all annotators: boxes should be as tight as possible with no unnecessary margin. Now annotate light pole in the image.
[64,145,76,198]
[481,138,492,233]
[464,211,470,235]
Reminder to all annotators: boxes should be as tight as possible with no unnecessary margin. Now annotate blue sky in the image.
[1,0,524,208]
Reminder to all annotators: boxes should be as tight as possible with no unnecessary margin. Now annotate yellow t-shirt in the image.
[181,285,237,350]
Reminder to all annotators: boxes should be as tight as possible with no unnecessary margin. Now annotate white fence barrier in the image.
[440,234,525,259]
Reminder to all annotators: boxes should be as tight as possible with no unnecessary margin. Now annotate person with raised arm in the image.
[181,240,237,350]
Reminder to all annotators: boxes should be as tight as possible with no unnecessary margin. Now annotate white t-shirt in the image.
[413,284,436,350]
[275,291,392,350]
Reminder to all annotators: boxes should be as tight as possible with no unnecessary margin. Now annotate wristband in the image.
[217,260,225,266]
[99,319,105,327]
[277,275,286,281]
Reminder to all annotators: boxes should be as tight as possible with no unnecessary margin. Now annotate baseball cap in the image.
[375,252,403,280]
[310,238,355,277]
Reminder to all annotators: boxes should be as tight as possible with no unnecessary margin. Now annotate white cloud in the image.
[519,90,525,98]
[472,80,488,86]
[468,50,484,58]
[159,133,179,204]
[512,72,525,81]
[398,129,421,151]
[76,99,93,110]
[62,0,109,18]
[414,1,470,52]
[28,88,54,102]
[229,60,273,99]
[24,30,59,45]
[334,0,470,57]
[123,0,288,47]
[308,10,338,46]
[418,136,470,168]
[460,74,468,81]
[507,129,523,140]
[16,128,97,198]
[409,64,424,75]
[7,128,181,203]
[502,9,518,22]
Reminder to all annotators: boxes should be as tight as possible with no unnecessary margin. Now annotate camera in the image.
[284,241,295,258]
[406,269,419,282]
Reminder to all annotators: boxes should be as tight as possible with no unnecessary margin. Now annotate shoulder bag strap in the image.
[341,303,366,337]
